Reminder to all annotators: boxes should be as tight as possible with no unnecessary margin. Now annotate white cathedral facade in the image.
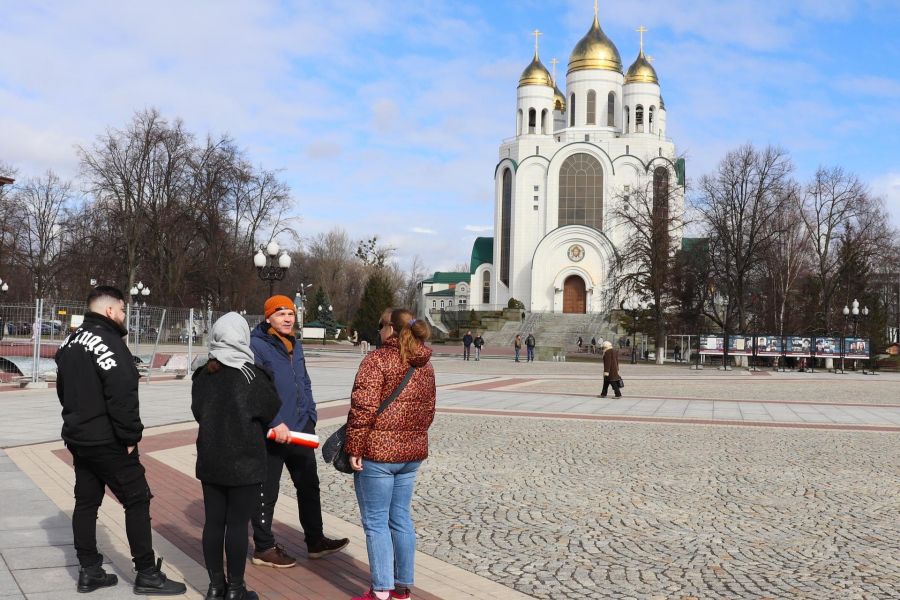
[420,10,684,316]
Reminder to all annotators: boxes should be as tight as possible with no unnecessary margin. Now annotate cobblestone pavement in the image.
[303,414,900,600]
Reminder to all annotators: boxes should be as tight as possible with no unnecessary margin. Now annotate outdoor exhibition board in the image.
[843,337,870,359]
[755,336,783,356]
[814,337,840,357]
[786,336,812,356]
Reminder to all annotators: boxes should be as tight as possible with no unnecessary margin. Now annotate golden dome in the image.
[567,15,622,74]
[518,54,553,87]
[553,84,566,111]
[624,51,658,84]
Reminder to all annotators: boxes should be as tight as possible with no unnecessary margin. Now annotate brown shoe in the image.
[251,544,296,568]
[306,536,349,559]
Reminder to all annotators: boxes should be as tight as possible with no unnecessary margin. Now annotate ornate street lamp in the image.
[295,282,313,335]
[254,241,291,296]
[129,282,150,351]
[841,299,869,372]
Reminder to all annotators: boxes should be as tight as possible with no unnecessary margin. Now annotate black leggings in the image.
[201,482,259,582]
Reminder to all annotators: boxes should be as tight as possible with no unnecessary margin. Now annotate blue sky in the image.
[2,0,899,272]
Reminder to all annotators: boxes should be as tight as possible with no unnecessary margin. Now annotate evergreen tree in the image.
[352,270,396,344]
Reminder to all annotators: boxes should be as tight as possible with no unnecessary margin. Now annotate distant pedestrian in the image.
[674,345,681,362]
[473,333,484,361]
[590,337,597,354]
[192,312,282,600]
[525,333,536,362]
[346,308,436,600]
[600,341,622,398]
[513,335,522,362]
[576,336,583,349]
[462,330,473,361]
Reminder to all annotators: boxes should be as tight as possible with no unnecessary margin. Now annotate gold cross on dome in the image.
[550,57,558,83]
[532,29,543,57]
[636,25,648,53]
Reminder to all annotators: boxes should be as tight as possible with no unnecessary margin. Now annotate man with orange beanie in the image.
[249,295,349,568]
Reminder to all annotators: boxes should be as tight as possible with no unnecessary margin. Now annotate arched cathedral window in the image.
[635,105,644,133]
[482,271,491,304]
[558,153,603,230]
[586,90,596,125]
[541,108,549,134]
[569,94,575,127]
[649,106,655,133]
[517,109,523,135]
[624,106,630,133]
[528,108,536,134]
[500,169,512,286]
[607,92,615,127]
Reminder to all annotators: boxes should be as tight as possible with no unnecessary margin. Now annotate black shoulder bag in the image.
[322,366,417,474]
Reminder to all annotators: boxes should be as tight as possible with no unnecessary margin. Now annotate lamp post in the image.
[842,299,868,372]
[254,241,291,296]
[295,283,313,337]
[0,279,7,342]
[129,281,150,352]
[620,298,645,365]
[318,303,333,345]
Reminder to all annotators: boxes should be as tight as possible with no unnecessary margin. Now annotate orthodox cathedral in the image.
[420,8,684,316]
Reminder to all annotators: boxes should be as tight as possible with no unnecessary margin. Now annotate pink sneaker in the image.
[391,587,411,599]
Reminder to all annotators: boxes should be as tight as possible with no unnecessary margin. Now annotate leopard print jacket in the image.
[344,337,436,463]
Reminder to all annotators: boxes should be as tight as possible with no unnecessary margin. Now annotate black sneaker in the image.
[306,536,349,559]
[77,558,118,593]
[133,558,187,596]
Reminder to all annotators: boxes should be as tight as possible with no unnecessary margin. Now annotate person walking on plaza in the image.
[513,334,522,362]
[462,330,473,361]
[590,336,597,354]
[525,333,536,362]
[55,286,186,595]
[346,308,437,600]
[249,295,349,568]
[473,332,484,361]
[192,313,282,600]
[600,341,623,398]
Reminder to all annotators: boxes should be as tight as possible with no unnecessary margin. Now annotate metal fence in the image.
[0,299,266,382]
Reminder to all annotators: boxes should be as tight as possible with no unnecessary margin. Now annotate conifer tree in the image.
[352,270,395,344]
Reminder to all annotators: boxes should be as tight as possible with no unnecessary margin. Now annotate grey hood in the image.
[209,312,255,379]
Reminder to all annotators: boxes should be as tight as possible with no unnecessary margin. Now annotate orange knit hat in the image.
[264,295,296,319]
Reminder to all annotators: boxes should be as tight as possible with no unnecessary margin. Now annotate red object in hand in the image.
[267,429,320,448]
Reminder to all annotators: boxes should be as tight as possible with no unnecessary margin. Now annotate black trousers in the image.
[202,482,259,583]
[251,421,323,551]
[601,377,622,397]
[68,443,155,570]
[463,346,471,360]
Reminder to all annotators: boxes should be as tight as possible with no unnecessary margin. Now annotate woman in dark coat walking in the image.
[192,312,281,600]
[600,340,623,398]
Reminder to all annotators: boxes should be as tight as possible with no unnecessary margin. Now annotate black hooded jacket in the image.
[56,312,143,447]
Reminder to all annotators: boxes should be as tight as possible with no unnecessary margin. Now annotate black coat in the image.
[56,312,142,447]
[191,363,281,486]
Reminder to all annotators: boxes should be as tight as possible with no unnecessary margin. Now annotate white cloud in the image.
[464,225,493,233]
[411,227,437,235]
[871,172,900,229]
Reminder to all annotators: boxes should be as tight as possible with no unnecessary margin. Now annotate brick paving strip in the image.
[6,413,533,600]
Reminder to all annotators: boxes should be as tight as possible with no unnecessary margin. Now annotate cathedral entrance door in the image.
[562,275,586,314]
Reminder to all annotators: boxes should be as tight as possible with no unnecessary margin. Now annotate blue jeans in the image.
[527,346,534,361]
[514,347,520,361]
[354,460,421,591]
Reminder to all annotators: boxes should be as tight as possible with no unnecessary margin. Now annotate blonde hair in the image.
[388,308,431,363]
[602,341,613,351]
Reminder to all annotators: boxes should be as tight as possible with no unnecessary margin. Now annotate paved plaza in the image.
[0,350,898,599]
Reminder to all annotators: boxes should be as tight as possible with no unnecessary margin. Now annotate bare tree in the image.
[762,186,807,338]
[609,167,684,363]
[696,145,794,344]
[12,171,71,297]
[799,166,871,333]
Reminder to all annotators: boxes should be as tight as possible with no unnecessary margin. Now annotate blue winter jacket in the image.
[250,322,317,432]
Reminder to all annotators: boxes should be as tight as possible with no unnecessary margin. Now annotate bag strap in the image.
[375,366,417,417]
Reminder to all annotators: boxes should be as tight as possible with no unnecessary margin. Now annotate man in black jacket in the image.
[56,286,185,595]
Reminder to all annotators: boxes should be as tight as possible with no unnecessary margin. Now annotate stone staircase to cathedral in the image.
[481,312,619,353]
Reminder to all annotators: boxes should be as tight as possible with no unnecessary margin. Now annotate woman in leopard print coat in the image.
[345,308,436,600]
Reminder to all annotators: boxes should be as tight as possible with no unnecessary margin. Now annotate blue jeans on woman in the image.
[354,460,421,592]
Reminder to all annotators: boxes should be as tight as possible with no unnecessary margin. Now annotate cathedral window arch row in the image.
[635,105,644,133]
[500,168,512,286]
[528,108,536,134]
